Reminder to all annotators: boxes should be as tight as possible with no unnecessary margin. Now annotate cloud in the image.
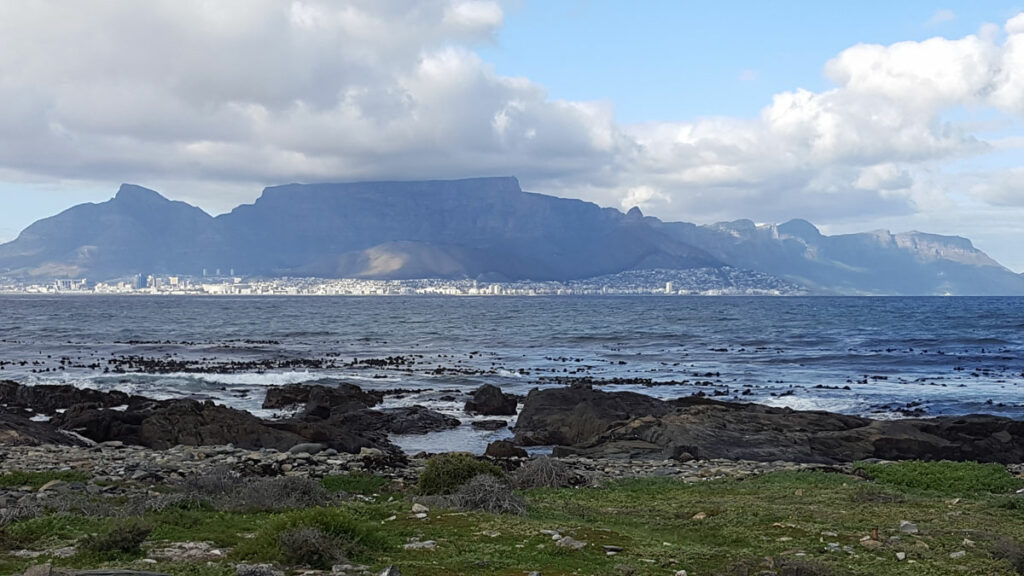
[926,9,956,26]
[0,1,1022,258]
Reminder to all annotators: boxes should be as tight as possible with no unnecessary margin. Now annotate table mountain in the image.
[1,177,1021,295]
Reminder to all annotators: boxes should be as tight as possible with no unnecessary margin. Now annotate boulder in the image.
[380,406,461,434]
[471,419,509,431]
[485,440,527,458]
[514,385,671,446]
[262,380,383,416]
[464,384,517,416]
[53,399,309,451]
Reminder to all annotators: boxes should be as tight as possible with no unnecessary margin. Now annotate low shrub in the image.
[79,518,153,556]
[449,474,526,515]
[276,526,345,569]
[855,460,1024,496]
[511,456,572,489]
[992,536,1024,575]
[232,507,394,566]
[417,453,502,495]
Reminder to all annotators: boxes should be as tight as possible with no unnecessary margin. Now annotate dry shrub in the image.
[511,456,572,489]
[449,474,526,515]
[180,468,331,512]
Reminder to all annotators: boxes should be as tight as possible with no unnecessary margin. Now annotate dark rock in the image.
[262,380,382,416]
[471,419,509,431]
[465,384,518,416]
[380,406,461,434]
[0,413,89,447]
[514,386,671,446]
[0,380,136,415]
[485,440,527,458]
[522,388,1024,464]
[53,399,309,451]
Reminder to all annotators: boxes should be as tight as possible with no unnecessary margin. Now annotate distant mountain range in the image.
[0,177,1021,295]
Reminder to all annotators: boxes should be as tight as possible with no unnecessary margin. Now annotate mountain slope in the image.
[657,218,1023,295]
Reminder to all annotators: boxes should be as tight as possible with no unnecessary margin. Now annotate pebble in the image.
[949,550,966,559]
[403,540,437,550]
[555,536,587,550]
[899,520,919,534]
[411,503,429,513]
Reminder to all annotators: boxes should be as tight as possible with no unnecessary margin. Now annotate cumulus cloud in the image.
[0,1,1023,262]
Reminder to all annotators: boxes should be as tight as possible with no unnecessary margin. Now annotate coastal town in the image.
[0,267,805,297]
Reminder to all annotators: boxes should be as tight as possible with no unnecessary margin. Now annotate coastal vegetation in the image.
[3,460,1024,575]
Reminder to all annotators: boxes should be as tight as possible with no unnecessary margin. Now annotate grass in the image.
[0,470,90,489]
[321,471,391,495]
[855,460,1024,496]
[2,461,1024,575]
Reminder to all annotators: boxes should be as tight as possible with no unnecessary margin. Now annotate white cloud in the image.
[620,185,670,212]
[926,9,956,26]
[0,1,1023,269]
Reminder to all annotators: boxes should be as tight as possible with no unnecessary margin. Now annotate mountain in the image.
[656,218,1023,295]
[0,177,1021,295]
[0,184,220,279]
[0,178,720,282]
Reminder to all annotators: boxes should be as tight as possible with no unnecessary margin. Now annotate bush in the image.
[855,460,1024,496]
[417,453,502,495]
[232,507,394,566]
[276,526,344,569]
[449,474,526,515]
[511,456,572,489]
[79,518,153,556]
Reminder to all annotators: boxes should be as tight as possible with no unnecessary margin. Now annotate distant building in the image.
[665,281,674,294]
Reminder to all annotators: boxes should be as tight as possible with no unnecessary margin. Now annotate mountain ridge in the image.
[0,178,1021,295]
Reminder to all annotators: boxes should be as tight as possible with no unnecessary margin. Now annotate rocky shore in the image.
[5,377,1024,468]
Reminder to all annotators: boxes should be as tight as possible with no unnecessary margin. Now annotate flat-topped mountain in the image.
[0,177,1021,295]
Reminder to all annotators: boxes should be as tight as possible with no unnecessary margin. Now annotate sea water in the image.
[1,295,1022,453]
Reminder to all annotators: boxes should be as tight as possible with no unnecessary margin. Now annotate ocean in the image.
[2,295,1022,453]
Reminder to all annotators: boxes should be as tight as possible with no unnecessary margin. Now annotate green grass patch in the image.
[321,471,389,495]
[856,460,1024,496]
[0,469,90,489]
[232,506,399,565]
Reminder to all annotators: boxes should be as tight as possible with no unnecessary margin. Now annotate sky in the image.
[1,1,1023,270]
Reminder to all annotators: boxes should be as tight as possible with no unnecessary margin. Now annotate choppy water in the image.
[1,295,1022,453]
